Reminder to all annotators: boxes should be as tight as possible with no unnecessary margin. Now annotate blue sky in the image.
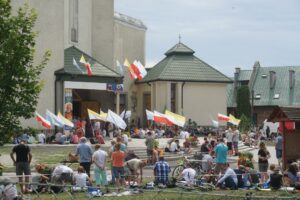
[115,0,300,77]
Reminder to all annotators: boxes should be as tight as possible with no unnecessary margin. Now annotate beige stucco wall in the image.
[64,0,92,54]
[144,81,228,126]
[183,82,228,126]
[12,0,65,128]
[152,81,169,112]
[12,0,146,129]
[136,83,151,124]
[92,0,114,68]
[113,17,146,121]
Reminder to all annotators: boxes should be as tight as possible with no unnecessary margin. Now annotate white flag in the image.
[212,120,219,128]
[116,60,124,76]
[106,109,127,130]
[120,110,131,119]
[136,60,147,77]
[146,109,154,120]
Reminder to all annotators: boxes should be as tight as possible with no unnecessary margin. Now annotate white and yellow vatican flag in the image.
[57,112,74,128]
[87,109,107,121]
[165,110,186,127]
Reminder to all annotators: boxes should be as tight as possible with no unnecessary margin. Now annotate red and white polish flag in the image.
[217,113,230,121]
[35,111,51,129]
[154,111,173,126]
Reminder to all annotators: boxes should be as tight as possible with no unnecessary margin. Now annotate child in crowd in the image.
[73,166,92,191]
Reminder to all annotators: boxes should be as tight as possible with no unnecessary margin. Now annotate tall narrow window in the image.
[171,83,176,113]
[70,0,78,42]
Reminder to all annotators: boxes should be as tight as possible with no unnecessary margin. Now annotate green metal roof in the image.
[165,42,195,56]
[238,70,252,81]
[252,66,300,107]
[55,46,121,78]
[138,42,232,83]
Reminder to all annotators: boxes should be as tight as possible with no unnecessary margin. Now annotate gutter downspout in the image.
[181,82,186,115]
[54,77,58,134]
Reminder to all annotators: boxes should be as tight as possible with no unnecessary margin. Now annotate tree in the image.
[239,114,251,134]
[236,85,251,118]
[0,0,51,143]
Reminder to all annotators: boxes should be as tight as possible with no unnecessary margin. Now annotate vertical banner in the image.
[64,88,73,121]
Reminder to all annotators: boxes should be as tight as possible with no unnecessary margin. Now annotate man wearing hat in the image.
[10,138,32,193]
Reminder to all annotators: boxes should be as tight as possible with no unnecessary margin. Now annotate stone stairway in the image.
[127,141,255,168]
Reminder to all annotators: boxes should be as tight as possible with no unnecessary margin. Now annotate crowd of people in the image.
[6,123,300,198]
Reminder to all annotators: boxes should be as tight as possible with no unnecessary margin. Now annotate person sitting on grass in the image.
[269,167,282,190]
[177,163,196,186]
[243,164,260,188]
[286,162,299,187]
[33,163,53,193]
[72,166,92,191]
[154,156,171,186]
[216,163,238,190]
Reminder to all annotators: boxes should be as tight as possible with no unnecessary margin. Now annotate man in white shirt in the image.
[216,163,237,189]
[179,130,185,139]
[184,131,190,139]
[169,140,179,152]
[92,144,108,188]
[179,163,196,186]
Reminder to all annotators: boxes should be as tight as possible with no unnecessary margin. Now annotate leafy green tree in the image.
[236,85,251,118]
[0,0,51,143]
[239,114,251,134]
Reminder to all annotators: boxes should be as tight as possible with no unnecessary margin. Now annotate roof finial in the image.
[178,34,181,43]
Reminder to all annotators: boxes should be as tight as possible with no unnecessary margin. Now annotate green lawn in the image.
[1,145,78,172]
[1,145,299,199]
[22,188,299,200]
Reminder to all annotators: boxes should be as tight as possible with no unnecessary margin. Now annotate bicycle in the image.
[172,156,204,180]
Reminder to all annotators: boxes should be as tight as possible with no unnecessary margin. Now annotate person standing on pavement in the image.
[75,137,93,177]
[111,143,126,189]
[275,132,283,167]
[232,127,240,156]
[258,142,270,184]
[214,138,228,174]
[92,144,108,191]
[145,131,155,163]
[10,139,32,193]
[226,128,234,156]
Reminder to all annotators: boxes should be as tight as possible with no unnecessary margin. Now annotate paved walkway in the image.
[2,137,276,164]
